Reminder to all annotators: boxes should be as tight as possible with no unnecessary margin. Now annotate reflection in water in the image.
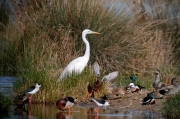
[14,106,28,117]
[3,103,164,119]
[56,112,73,119]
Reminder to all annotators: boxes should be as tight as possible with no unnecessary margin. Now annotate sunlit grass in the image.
[0,0,180,105]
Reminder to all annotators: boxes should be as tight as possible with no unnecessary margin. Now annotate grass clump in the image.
[0,93,12,113]
[161,94,180,119]
[0,0,180,103]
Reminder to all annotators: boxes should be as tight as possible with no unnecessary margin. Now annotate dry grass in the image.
[0,0,180,103]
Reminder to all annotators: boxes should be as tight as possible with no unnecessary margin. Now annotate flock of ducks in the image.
[14,62,180,116]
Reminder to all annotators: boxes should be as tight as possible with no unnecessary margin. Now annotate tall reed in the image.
[0,0,180,103]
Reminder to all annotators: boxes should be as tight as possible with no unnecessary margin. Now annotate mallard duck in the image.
[101,71,118,82]
[158,89,169,95]
[152,70,166,90]
[87,62,103,97]
[87,62,118,98]
[56,97,76,115]
[164,78,180,95]
[14,92,29,107]
[87,79,103,97]
[142,92,156,105]
[90,98,110,114]
[129,83,145,93]
[105,82,128,99]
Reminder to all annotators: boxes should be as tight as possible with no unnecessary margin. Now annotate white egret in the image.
[58,29,100,81]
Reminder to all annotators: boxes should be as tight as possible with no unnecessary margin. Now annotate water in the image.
[0,76,17,96]
[0,77,163,119]
[7,105,162,119]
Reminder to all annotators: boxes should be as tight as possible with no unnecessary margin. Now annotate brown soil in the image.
[78,89,165,115]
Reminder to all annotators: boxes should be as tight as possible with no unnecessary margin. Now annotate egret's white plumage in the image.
[58,29,100,81]
[101,71,119,82]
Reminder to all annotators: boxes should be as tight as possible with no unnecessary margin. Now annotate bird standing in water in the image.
[56,97,76,115]
[14,83,41,106]
[58,29,100,81]
[25,83,41,104]
[90,98,110,115]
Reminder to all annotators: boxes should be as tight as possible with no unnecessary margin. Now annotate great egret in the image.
[58,29,100,81]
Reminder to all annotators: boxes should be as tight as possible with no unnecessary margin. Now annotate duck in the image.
[129,83,145,93]
[101,71,119,82]
[158,89,169,96]
[90,98,110,114]
[164,78,180,95]
[87,62,119,98]
[87,62,103,98]
[14,92,29,107]
[105,82,128,99]
[56,97,76,115]
[152,70,166,91]
[142,92,156,105]
[14,83,41,106]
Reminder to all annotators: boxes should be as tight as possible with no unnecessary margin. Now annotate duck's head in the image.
[130,76,136,83]
[155,70,160,75]
[147,92,155,99]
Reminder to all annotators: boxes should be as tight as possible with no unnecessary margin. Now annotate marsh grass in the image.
[161,94,180,119]
[0,93,12,113]
[0,0,180,103]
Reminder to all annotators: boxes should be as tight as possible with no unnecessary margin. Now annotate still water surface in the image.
[0,76,163,119]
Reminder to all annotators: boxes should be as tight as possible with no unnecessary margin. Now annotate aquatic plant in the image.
[161,94,180,119]
[0,93,12,112]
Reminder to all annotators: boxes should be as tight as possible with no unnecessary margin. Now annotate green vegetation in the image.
[161,94,180,119]
[0,93,12,112]
[0,0,180,107]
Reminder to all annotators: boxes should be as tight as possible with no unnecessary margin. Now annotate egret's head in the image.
[83,29,100,35]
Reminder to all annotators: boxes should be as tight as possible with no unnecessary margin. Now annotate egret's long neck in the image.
[82,33,90,60]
